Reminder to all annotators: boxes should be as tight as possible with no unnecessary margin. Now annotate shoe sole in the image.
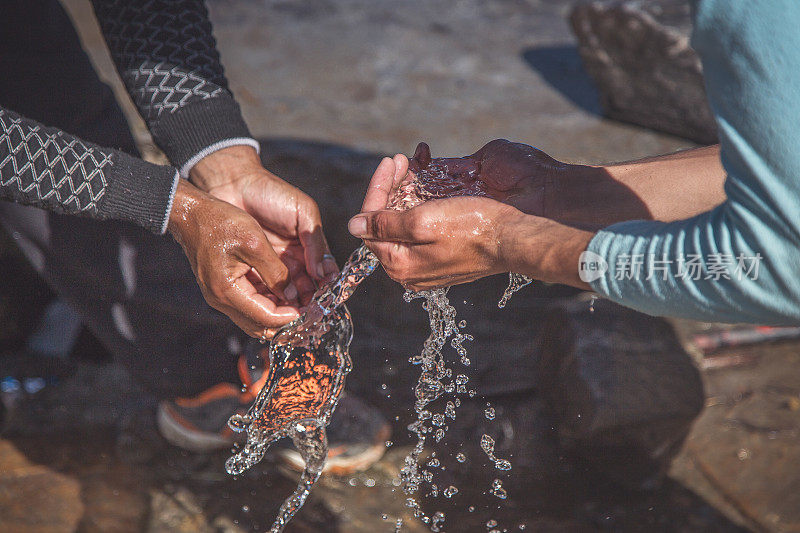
[278,423,391,475]
[157,403,236,453]
[158,404,390,475]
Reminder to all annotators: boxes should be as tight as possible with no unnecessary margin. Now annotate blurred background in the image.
[1,1,798,532]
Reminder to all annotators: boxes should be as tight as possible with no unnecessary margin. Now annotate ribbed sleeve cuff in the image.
[586,228,618,298]
[101,150,180,234]
[149,95,253,170]
[179,137,260,179]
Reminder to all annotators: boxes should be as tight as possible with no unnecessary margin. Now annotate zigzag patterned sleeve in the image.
[0,107,179,234]
[91,0,259,177]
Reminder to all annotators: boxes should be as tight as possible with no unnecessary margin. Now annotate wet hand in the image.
[405,140,567,216]
[168,179,301,337]
[349,194,524,290]
[189,145,338,305]
[352,154,594,291]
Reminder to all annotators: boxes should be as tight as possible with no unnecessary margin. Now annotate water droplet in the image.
[487,519,498,528]
[241,505,250,513]
[495,459,512,471]
[443,485,459,498]
[484,405,496,420]
[490,479,508,499]
[456,453,466,463]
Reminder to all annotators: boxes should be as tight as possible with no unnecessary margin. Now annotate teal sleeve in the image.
[587,0,800,324]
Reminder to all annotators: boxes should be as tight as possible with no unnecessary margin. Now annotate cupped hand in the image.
[402,140,567,215]
[168,179,300,338]
[349,193,524,291]
[190,145,338,305]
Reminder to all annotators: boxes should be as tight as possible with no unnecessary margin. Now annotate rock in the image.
[0,440,83,532]
[538,298,705,488]
[570,0,718,144]
[148,487,214,533]
[680,346,800,531]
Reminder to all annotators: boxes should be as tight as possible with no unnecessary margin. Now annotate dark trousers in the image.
[0,0,243,398]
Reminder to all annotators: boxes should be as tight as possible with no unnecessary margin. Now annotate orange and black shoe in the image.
[157,344,390,474]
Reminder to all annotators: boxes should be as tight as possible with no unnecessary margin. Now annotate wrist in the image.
[499,212,594,290]
[188,145,264,193]
[167,179,203,243]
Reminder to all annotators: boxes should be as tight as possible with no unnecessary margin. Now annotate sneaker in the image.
[277,393,391,475]
[156,354,264,453]
[157,342,390,474]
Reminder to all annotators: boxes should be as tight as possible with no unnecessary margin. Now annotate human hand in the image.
[350,154,594,291]
[189,145,338,305]
[168,179,301,337]
[401,140,569,216]
[348,156,522,289]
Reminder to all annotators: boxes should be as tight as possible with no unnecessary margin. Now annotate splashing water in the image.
[225,143,528,531]
[392,144,527,529]
[225,245,378,532]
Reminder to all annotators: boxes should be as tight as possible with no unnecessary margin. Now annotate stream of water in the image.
[225,146,531,532]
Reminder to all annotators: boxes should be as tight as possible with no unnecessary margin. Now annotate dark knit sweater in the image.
[0,0,254,233]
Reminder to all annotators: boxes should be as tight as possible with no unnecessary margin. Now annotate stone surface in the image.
[538,298,705,488]
[0,0,793,531]
[674,342,800,532]
[64,0,692,167]
[0,440,83,533]
[570,0,718,143]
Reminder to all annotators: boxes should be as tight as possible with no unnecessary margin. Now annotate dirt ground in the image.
[1,1,798,532]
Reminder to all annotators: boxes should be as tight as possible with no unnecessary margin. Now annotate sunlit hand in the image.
[168,179,301,337]
[349,195,522,290]
[405,140,568,216]
[189,145,338,306]
[349,153,593,291]
[347,155,520,289]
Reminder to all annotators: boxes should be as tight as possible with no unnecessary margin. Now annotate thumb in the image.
[348,210,417,242]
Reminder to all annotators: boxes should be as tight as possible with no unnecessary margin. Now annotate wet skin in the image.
[349,141,594,291]
[168,145,338,338]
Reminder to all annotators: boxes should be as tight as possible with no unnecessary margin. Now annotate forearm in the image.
[500,212,594,291]
[0,107,178,233]
[550,145,725,229]
[91,0,257,175]
[587,206,800,325]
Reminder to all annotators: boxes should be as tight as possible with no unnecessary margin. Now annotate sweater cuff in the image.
[179,137,261,179]
[101,150,180,234]
[149,94,253,170]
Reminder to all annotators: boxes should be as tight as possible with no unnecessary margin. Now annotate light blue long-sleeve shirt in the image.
[587,0,800,324]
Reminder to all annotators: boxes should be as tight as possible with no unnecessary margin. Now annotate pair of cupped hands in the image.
[169,141,591,340]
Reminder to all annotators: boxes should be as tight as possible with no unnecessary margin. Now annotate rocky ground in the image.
[1,0,798,532]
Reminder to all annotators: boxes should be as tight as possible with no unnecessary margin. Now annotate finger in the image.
[228,276,300,331]
[409,142,431,173]
[278,253,317,303]
[392,153,410,188]
[361,157,397,213]
[388,153,411,205]
[294,201,337,282]
[349,209,428,243]
[236,238,296,304]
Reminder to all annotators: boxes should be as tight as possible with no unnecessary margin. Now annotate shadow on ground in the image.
[0,139,747,532]
[521,45,601,116]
